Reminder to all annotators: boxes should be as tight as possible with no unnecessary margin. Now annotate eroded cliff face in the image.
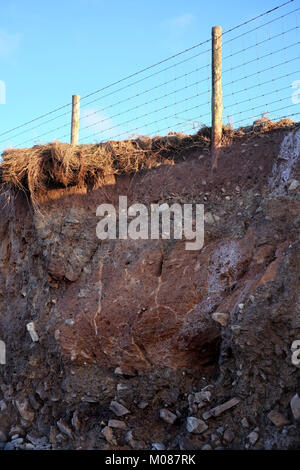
[0,125,299,450]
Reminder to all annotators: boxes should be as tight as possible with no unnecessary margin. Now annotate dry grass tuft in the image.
[222,117,297,145]
[0,118,297,212]
[0,131,210,211]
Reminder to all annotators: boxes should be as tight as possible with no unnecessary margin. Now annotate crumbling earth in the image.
[0,122,299,450]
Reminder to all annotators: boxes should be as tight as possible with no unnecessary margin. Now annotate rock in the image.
[203,398,240,420]
[186,417,208,434]
[0,340,5,364]
[152,442,165,450]
[114,366,136,377]
[230,325,241,334]
[193,393,203,405]
[56,433,67,443]
[10,437,23,447]
[125,430,134,447]
[288,179,299,191]
[290,394,300,421]
[35,443,51,450]
[212,312,229,326]
[25,443,35,450]
[26,433,48,446]
[56,419,73,439]
[9,425,25,437]
[26,322,39,342]
[107,419,127,430]
[241,417,249,428]
[15,397,35,423]
[223,429,235,443]
[248,431,259,445]
[4,441,16,450]
[194,389,212,404]
[125,430,143,449]
[81,396,98,403]
[137,401,148,409]
[0,430,7,442]
[3,384,13,399]
[160,408,177,425]
[71,410,81,432]
[210,433,221,446]
[109,401,130,417]
[35,383,47,401]
[0,400,7,411]
[267,410,289,427]
[102,426,117,446]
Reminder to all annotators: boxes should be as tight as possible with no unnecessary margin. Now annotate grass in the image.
[0,118,296,212]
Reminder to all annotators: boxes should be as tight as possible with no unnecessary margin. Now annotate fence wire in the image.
[0,0,299,151]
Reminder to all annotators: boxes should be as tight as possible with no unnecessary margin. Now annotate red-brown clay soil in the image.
[0,123,299,450]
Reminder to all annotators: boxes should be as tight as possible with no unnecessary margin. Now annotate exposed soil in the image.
[0,122,299,450]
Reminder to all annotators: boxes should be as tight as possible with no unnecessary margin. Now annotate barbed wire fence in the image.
[0,0,299,154]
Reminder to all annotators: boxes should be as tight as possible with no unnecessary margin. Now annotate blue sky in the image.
[0,0,299,152]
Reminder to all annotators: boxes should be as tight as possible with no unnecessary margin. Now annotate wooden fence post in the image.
[211,26,223,170]
[71,94,80,145]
